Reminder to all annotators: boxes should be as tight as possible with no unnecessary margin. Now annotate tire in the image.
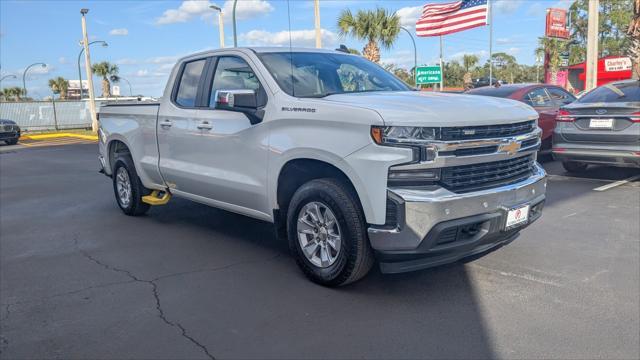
[6,138,18,145]
[562,161,588,173]
[112,154,151,216]
[287,178,374,286]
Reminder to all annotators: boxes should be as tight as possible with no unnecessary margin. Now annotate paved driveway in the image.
[1,144,638,359]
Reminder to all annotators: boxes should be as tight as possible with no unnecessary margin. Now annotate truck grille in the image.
[440,120,536,141]
[440,154,536,193]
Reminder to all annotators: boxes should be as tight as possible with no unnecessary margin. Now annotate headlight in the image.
[370,126,439,145]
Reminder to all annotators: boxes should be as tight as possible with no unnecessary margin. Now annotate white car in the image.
[98,47,547,286]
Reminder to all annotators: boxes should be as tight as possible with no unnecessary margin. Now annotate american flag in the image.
[416,0,489,37]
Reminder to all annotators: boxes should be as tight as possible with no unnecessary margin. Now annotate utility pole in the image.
[439,36,444,91]
[314,0,321,48]
[81,8,98,133]
[232,0,238,47]
[210,5,225,48]
[585,0,599,91]
[488,0,493,86]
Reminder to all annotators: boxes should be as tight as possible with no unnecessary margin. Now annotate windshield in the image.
[257,52,411,98]
[577,81,640,103]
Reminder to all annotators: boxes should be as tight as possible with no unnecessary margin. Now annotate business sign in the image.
[68,80,89,90]
[545,8,569,39]
[604,57,632,72]
[416,66,442,84]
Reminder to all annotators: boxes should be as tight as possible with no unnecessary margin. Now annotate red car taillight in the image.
[556,109,574,122]
[630,111,640,123]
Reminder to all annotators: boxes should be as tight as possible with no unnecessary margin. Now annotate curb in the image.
[20,133,98,141]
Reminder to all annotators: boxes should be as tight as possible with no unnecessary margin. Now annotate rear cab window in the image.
[174,59,207,107]
[577,81,640,103]
[525,88,553,107]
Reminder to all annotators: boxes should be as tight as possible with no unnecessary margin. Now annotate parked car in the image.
[466,84,577,151]
[471,77,507,88]
[552,80,640,172]
[98,47,546,286]
[0,119,20,145]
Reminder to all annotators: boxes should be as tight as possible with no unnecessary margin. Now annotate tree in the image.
[48,77,69,100]
[337,8,400,63]
[491,52,518,83]
[462,54,479,72]
[628,0,640,78]
[536,37,567,84]
[91,61,119,97]
[2,87,24,101]
[382,63,415,86]
[568,0,634,64]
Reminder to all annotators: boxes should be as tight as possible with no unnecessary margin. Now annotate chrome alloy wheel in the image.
[297,202,342,268]
[116,167,132,208]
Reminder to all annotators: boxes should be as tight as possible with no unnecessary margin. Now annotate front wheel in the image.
[562,161,588,173]
[287,178,374,286]
[5,138,18,145]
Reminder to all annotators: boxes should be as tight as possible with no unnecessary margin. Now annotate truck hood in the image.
[324,91,538,127]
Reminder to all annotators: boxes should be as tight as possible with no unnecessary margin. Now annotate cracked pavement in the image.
[1,144,639,359]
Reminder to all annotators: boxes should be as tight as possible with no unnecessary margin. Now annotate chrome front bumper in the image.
[368,163,547,253]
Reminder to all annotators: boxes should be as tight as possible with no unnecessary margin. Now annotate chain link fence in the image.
[0,100,97,131]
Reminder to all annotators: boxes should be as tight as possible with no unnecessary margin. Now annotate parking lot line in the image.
[593,174,640,192]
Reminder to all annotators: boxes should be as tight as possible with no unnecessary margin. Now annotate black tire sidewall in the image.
[112,155,150,215]
[287,179,365,286]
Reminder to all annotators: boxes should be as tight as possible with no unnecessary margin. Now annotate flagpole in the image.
[439,35,444,91]
[488,0,493,85]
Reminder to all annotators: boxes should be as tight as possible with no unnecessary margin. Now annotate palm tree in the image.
[628,0,640,78]
[48,77,69,100]
[536,37,567,84]
[3,87,24,101]
[462,54,479,72]
[337,8,400,63]
[91,61,119,97]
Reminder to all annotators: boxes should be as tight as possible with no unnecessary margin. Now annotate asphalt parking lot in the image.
[1,142,639,359]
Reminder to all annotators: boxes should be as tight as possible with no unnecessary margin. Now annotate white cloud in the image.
[134,69,149,77]
[116,58,138,65]
[146,55,181,64]
[505,47,521,56]
[239,29,338,47]
[156,0,273,25]
[493,0,523,14]
[395,6,422,28]
[381,50,416,69]
[58,57,68,64]
[109,28,129,36]
[448,50,489,62]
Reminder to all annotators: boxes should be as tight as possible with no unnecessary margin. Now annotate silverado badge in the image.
[499,141,521,155]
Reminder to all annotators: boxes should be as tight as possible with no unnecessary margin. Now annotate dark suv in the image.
[0,119,20,145]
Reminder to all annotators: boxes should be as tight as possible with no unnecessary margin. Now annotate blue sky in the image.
[0,0,572,98]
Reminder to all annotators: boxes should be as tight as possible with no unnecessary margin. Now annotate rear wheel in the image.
[112,154,150,216]
[6,138,18,145]
[287,178,374,287]
[562,161,588,173]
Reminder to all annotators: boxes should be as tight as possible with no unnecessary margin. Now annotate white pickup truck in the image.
[98,47,547,286]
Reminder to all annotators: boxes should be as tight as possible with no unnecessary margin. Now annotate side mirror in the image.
[213,89,263,124]
[214,89,256,109]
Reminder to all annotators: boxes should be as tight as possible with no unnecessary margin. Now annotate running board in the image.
[142,190,171,205]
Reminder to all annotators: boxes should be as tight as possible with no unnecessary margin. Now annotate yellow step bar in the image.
[142,190,171,205]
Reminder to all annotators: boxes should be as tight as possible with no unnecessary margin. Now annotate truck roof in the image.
[182,46,351,62]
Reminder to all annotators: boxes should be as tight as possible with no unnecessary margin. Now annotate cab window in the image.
[547,87,576,105]
[209,56,261,106]
[525,88,552,107]
[174,59,206,107]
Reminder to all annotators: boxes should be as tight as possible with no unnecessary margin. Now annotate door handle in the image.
[160,119,172,128]
[197,121,213,130]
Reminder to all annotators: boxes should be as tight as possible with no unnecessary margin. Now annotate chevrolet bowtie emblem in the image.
[499,141,521,155]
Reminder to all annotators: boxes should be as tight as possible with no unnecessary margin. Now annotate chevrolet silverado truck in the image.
[98,47,547,286]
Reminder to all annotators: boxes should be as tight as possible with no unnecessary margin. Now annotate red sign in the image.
[545,8,569,39]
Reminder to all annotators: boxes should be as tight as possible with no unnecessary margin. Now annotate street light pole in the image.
[232,0,238,47]
[210,5,225,48]
[81,8,98,132]
[0,74,17,87]
[22,63,46,98]
[77,40,108,99]
[400,27,417,85]
[116,76,133,96]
